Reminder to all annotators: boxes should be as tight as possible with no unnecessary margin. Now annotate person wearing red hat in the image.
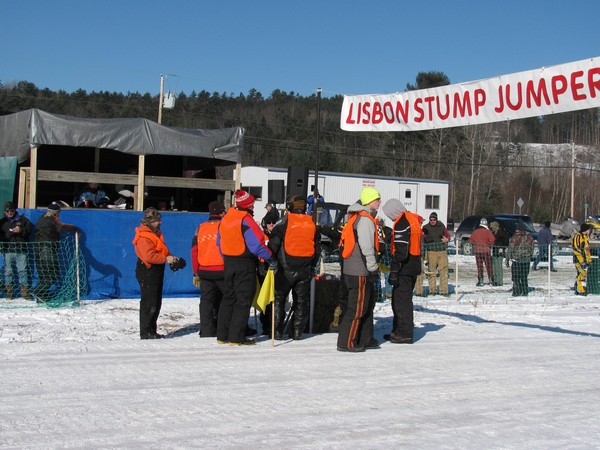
[216,190,273,346]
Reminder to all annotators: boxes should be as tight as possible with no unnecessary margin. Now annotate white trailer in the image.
[238,166,449,226]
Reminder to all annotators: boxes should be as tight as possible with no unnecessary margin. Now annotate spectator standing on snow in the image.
[216,189,273,346]
[490,221,510,286]
[191,201,226,338]
[133,207,181,340]
[469,218,495,286]
[382,198,422,345]
[336,187,382,352]
[258,209,279,337]
[33,202,79,302]
[572,223,593,296]
[1,202,33,299]
[532,221,557,272]
[421,212,450,296]
[507,223,535,296]
[268,195,320,340]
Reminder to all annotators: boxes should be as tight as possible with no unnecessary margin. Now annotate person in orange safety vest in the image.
[382,198,422,345]
[132,207,181,340]
[268,196,320,340]
[191,201,226,338]
[216,190,273,346]
[336,187,382,353]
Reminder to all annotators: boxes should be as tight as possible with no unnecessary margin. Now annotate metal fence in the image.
[321,241,596,302]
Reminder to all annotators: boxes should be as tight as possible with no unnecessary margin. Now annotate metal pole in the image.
[158,74,164,124]
[312,88,322,223]
[455,236,459,302]
[75,232,80,304]
[571,140,575,218]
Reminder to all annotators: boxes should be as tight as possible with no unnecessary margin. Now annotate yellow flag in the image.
[253,270,275,314]
[378,262,391,273]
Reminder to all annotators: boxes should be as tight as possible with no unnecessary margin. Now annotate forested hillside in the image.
[1,75,599,222]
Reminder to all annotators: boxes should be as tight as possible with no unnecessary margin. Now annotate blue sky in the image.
[2,0,599,98]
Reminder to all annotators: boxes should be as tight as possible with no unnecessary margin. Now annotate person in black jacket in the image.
[1,202,33,299]
[32,202,79,302]
[258,209,279,336]
[490,221,510,286]
[268,196,321,340]
[382,198,422,344]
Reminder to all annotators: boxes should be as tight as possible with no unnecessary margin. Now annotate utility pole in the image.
[571,140,575,218]
[158,74,165,124]
[312,88,322,224]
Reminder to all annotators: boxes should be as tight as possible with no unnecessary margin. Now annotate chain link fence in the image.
[1,234,86,309]
[321,241,596,302]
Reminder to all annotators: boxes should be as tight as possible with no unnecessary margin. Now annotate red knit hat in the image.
[234,189,255,209]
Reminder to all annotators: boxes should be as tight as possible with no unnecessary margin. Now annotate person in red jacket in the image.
[469,218,496,286]
[191,201,226,338]
[133,207,181,340]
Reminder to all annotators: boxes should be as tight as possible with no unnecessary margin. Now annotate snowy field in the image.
[1,255,600,448]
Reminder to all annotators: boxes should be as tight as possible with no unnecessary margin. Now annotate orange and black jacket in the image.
[268,212,321,271]
[390,211,422,276]
[132,224,171,268]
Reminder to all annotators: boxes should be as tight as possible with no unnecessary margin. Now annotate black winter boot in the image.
[274,298,286,340]
[476,277,484,287]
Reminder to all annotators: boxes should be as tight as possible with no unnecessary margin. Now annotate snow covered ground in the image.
[2,256,600,448]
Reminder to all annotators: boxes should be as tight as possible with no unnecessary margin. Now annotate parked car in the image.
[455,214,538,256]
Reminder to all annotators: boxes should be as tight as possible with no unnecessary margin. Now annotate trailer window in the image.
[241,186,263,200]
[425,195,440,209]
[405,190,412,199]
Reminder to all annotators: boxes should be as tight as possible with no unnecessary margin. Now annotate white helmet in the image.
[479,218,489,227]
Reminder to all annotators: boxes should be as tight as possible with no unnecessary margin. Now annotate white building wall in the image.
[238,167,449,227]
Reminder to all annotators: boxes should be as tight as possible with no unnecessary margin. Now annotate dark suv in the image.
[455,214,538,255]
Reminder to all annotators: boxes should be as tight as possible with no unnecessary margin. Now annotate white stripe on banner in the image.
[340,57,600,132]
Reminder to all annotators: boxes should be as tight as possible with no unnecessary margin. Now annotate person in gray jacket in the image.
[336,187,382,352]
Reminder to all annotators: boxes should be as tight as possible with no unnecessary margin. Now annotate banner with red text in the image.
[340,57,600,132]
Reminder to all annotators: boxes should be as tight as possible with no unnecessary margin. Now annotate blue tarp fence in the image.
[20,209,208,299]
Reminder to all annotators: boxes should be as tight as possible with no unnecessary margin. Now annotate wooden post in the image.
[136,155,145,211]
[29,146,38,208]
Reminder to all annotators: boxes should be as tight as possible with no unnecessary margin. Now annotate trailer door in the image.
[399,183,419,213]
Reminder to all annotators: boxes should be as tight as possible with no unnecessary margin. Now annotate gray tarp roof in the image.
[0,109,244,164]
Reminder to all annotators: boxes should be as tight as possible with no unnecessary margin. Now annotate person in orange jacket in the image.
[133,207,181,340]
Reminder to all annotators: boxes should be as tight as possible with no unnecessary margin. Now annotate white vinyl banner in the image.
[340,57,600,132]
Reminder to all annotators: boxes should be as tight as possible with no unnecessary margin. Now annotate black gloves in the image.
[169,257,187,271]
[367,271,380,282]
